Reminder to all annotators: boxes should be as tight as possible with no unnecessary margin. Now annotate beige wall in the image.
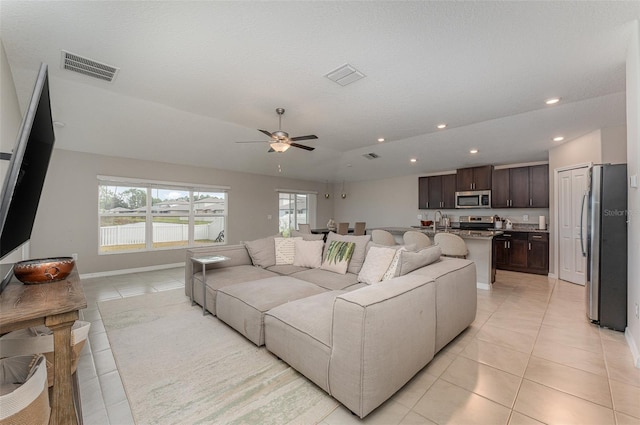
[625,20,640,367]
[29,149,334,274]
[602,126,628,164]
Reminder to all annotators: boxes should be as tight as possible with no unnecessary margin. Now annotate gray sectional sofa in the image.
[185,232,477,418]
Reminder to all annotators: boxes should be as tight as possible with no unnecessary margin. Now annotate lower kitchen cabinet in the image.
[493,231,548,275]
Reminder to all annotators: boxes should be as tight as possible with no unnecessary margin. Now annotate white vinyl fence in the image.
[100,219,225,247]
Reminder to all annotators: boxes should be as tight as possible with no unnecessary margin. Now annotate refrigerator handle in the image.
[580,191,588,257]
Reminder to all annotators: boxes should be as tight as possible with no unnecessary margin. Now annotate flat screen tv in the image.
[0,63,55,289]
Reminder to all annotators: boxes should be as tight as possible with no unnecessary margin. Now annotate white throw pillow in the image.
[293,239,324,268]
[382,247,407,281]
[396,245,442,276]
[358,246,397,284]
[274,237,302,265]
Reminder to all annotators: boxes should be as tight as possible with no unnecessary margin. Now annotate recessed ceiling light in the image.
[437,123,447,129]
[410,158,417,163]
[553,136,565,142]
[470,149,478,154]
[545,98,561,105]
[378,138,385,142]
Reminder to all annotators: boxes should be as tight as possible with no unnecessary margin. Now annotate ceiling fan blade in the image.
[258,129,273,138]
[290,134,318,141]
[290,143,315,151]
[267,147,275,153]
[236,141,267,144]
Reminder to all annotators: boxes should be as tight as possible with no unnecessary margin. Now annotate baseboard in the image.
[625,328,640,368]
[477,282,491,291]
[548,272,558,279]
[79,262,185,279]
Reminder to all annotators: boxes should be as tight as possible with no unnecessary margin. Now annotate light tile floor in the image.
[77,268,640,424]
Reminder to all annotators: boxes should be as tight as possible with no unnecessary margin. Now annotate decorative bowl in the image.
[420,220,433,227]
[13,257,75,284]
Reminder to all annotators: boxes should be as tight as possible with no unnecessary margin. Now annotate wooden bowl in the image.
[420,220,433,227]
[13,257,75,284]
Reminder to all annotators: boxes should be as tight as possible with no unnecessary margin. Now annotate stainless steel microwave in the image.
[455,190,491,208]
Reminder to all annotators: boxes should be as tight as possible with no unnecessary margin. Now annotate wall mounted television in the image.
[0,63,55,291]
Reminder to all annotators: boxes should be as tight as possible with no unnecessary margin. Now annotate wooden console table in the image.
[0,268,87,425]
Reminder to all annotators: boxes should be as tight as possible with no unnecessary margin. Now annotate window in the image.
[98,177,227,254]
[278,192,315,233]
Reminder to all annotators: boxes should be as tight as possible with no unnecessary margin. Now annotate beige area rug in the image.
[99,289,339,425]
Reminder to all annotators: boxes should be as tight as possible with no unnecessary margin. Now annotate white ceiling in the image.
[1,1,638,182]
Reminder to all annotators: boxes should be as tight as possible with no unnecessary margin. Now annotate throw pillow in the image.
[358,246,397,284]
[244,235,277,268]
[324,232,371,274]
[396,245,442,276]
[274,237,302,265]
[293,239,324,268]
[321,240,356,274]
[382,247,407,281]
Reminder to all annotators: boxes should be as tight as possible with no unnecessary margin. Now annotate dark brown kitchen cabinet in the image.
[491,165,549,208]
[418,174,456,209]
[456,165,493,191]
[494,231,548,275]
[527,232,549,274]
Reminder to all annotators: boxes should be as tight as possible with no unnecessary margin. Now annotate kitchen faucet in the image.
[433,211,442,232]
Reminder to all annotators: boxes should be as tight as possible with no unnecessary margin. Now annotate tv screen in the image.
[0,63,55,264]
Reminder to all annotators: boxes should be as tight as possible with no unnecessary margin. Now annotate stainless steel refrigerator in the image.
[581,164,627,331]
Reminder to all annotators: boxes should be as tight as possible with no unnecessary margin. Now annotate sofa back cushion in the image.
[325,232,371,274]
[244,236,277,268]
[396,245,442,277]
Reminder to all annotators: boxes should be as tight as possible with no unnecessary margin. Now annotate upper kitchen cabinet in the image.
[492,164,549,208]
[418,174,456,209]
[456,165,493,191]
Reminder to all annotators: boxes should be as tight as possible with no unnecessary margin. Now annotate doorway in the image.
[557,166,588,285]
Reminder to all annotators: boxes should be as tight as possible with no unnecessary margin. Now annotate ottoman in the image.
[215,276,327,346]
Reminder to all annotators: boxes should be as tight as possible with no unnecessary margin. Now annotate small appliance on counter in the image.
[505,219,513,230]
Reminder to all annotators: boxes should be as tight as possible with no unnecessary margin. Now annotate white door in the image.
[558,167,588,284]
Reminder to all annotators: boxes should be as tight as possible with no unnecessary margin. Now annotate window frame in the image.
[276,189,316,234]
[97,176,229,255]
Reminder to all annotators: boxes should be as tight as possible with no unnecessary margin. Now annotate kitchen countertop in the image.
[372,227,501,240]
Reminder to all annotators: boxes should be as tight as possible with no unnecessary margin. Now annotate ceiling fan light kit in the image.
[236,108,318,153]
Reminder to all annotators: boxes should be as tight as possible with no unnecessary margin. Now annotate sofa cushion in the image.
[193,265,279,315]
[290,268,359,290]
[216,276,327,346]
[266,264,310,275]
[396,245,442,276]
[264,290,347,392]
[358,246,397,284]
[325,232,372,274]
[275,237,302,265]
[293,239,323,268]
[321,240,355,274]
[244,236,277,268]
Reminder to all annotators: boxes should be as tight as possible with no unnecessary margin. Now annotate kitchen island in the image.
[368,227,499,289]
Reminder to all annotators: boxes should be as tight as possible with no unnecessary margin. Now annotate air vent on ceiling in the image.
[325,63,365,86]
[60,50,119,82]
[362,152,380,160]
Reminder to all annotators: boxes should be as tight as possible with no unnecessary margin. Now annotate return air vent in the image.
[60,50,119,82]
[362,152,380,160]
[325,64,365,86]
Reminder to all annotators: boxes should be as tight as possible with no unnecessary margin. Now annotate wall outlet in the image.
[636,303,639,319]
[523,215,529,222]
[72,253,78,261]
[267,214,272,220]
[417,214,422,220]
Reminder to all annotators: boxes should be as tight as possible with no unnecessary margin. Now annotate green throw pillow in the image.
[321,240,356,274]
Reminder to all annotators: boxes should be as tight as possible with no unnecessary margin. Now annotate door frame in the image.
[552,162,592,280]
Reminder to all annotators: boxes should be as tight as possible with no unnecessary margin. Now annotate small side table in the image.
[190,255,229,315]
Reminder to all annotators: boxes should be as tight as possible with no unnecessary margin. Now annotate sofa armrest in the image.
[328,274,436,418]
[185,244,253,286]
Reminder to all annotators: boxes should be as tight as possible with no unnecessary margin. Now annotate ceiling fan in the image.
[236,108,318,153]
